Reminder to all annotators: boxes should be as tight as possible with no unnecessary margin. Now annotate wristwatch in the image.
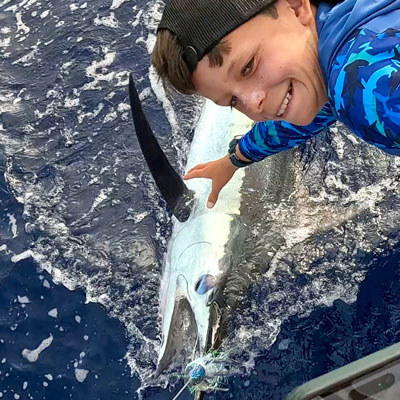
[228,136,254,168]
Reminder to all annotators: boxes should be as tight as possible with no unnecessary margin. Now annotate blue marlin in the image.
[156,101,253,375]
[128,75,252,377]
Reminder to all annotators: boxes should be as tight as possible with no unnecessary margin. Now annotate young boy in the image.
[152,0,400,208]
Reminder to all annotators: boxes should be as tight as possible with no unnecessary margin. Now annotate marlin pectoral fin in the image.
[128,74,194,222]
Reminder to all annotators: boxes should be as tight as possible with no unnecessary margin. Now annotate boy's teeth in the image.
[277,87,292,117]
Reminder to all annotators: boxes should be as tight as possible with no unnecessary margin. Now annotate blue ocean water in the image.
[0,165,139,398]
[219,247,400,399]
[1,158,400,400]
[1,0,400,399]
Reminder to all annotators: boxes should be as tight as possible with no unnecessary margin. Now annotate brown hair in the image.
[151,0,341,95]
[152,30,232,94]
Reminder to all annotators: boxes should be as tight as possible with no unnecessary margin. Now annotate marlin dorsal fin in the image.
[128,74,194,222]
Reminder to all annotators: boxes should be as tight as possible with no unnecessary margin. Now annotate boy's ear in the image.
[286,0,314,25]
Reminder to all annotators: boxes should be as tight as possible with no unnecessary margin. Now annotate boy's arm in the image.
[238,104,337,162]
[328,28,400,156]
[184,105,337,208]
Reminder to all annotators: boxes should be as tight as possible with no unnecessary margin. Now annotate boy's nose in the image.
[242,89,265,115]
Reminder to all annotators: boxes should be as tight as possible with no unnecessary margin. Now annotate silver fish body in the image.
[157,102,253,373]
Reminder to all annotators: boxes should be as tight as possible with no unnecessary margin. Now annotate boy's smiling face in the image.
[192,0,327,126]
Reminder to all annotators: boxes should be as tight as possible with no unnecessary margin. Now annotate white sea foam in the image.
[75,368,89,383]
[15,12,30,34]
[38,262,79,291]
[129,9,143,29]
[48,308,58,318]
[11,42,40,66]
[132,212,149,224]
[89,188,112,213]
[0,38,11,48]
[11,250,32,263]
[64,97,79,108]
[110,0,129,10]
[94,13,119,28]
[40,10,49,19]
[103,111,117,123]
[82,50,116,91]
[117,103,130,112]
[17,295,30,304]
[22,334,53,362]
[141,0,163,53]
[17,0,39,10]
[78,102,104,124]
[7,213,17,237]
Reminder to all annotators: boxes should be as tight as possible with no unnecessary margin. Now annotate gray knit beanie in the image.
[157,0,277,71]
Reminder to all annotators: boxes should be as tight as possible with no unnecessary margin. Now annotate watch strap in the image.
[229,152,253,168]
[228,137,253,168]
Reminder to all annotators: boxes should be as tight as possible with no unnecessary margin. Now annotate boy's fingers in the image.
[186,163,207,174]
[183,164,212,180]
[183,169,209,180]
[184,165,208,180]
[207,192,219,208]
[207,181,222,208]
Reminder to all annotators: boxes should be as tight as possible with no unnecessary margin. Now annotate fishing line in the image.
[172,378,192,400]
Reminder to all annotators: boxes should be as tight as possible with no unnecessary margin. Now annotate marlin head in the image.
[156,212,244,374]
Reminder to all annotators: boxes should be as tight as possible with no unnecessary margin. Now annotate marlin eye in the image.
[195,274,216,294]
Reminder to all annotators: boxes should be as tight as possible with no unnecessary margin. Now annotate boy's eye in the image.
[242,57,254,77]
[230,95,238,109]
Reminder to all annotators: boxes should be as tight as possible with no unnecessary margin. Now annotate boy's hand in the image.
[183,154,238,208]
